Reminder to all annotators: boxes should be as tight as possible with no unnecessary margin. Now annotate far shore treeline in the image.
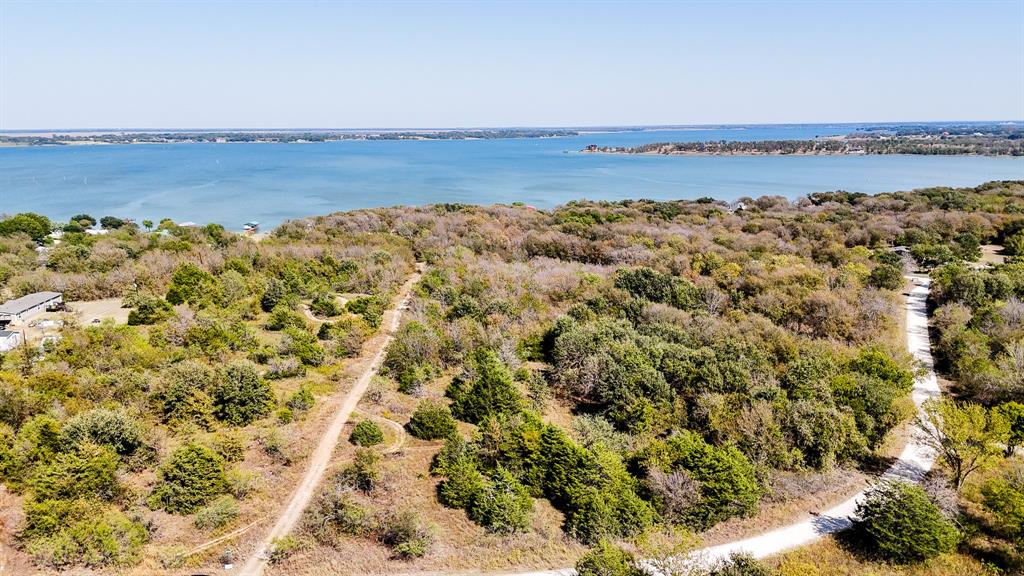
[584,123,1024,156]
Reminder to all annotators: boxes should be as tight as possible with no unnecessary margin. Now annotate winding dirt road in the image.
[690,277,941,563]
[239,264,422,576]
[243,275,939,576]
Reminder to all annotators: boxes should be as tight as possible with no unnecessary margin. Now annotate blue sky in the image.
[1,1,1021,129]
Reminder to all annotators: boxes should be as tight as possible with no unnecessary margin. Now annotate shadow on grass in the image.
[957,508,1024,572]
[857,453,898,476]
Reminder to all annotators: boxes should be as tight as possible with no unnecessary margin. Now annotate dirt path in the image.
[371,413,408,454]
[239,264,423,576]
[504,277,943,575]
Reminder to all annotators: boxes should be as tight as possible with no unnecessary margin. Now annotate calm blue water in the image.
[2,125,1022,229]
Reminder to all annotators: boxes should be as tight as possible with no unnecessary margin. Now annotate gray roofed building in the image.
[0,291,63,322]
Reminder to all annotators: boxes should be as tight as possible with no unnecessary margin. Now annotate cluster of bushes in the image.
[431,409,655,543]
[542,291,913,471]
[302,453,437,559]
[154,359,273,429]
[0,408,151,567]
[930,262,1024,404]
[633,431,760,529]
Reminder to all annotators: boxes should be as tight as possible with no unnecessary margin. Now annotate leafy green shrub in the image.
[71,213,96,227]
[347,295,386,328]
[1,415,61,485]
[194,495,239,530]
[980,465,1024,543]
[287,386,315,413]
[318,316,373,358]
[349,420,385,447]
[995,402,1024,456]
[339,449,381,493]
[166,263,216,306]
[266,303,306,331]
[912,243,958,268]
[0,212,51,242]
[848,347,914,392]
[157,360,218,428]
[268,535,300,564]
[379,511,435,559]
[211,361,273,426]
[564,479,656,544]
[1006,229,1024,256]
[707,553,777,576]
[260,278,292,312]
[868,263,904,290]
[99,215,125,229]
[209,431,246,462]
[466,467,533,534]
[261,430,292,465]
[383,321,440,392]
[784,399,864,469]
[29,446,120,505]
[447,349,523,424]
[310,294,343,317]
[276,406,294,423]
[127,295,173,325]
[148,443,228,514]
[303,488,370,543]
[280,327,325,366]
[575,540,644,576]
[853,480,959,563]
[548,317,670,432]
[226,468,259,499]
[636,431,760,530]
[435,448,485,509]
[61,409,143,456]
[406,400,457,440]
[396,363,435,395]
[614,266,700,309]
[25,504,148,568]
[864,264,905,291]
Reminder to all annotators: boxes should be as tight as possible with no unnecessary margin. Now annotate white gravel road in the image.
[503,277,941,576]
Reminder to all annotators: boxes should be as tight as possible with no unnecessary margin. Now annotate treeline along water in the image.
[2,124,1023,228]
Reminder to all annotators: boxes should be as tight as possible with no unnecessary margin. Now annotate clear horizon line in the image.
[2,119,1022,134]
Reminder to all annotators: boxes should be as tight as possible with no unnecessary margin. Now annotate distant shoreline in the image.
[0,129,579,147]
[582,130,1024,157]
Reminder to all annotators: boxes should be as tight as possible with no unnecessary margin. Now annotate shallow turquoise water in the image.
[2,125,1022,228]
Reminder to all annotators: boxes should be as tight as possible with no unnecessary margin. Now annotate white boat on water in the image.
[243,221,260,232]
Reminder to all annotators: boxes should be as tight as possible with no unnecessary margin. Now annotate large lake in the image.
[2,125,1022,228]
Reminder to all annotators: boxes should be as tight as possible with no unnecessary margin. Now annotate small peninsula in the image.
[583,124,1024,156]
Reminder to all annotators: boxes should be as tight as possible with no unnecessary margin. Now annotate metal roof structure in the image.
[0,291,62,315]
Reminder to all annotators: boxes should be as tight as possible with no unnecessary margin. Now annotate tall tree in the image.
[915,399,1009,490]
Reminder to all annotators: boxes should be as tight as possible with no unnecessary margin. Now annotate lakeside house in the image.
[0,291,63,323]
[0,330,21,352]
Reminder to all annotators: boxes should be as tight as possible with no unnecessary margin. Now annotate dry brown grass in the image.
[768,536,994,576]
